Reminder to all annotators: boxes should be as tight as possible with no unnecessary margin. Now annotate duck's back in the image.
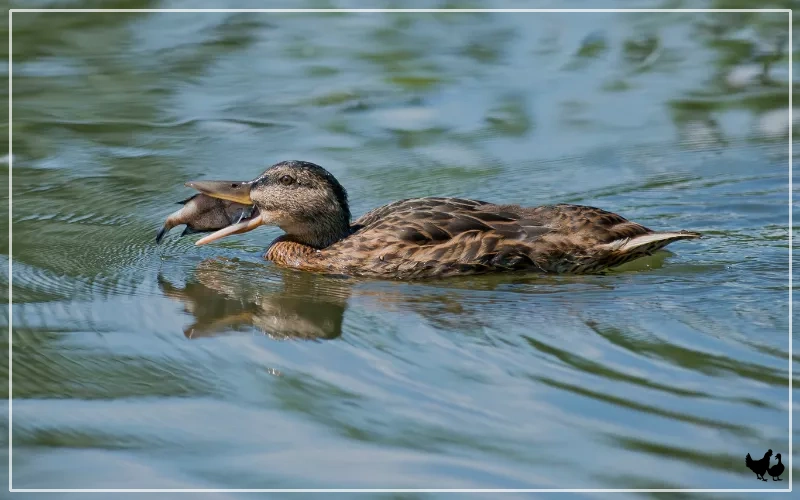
[312,197,698,278]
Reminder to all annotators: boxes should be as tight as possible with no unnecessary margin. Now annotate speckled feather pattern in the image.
[264,197,701,279]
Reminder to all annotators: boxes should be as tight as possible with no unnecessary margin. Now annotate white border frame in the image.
[6,7,792,494]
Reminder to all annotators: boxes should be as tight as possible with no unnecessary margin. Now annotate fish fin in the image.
[177,194,199,205]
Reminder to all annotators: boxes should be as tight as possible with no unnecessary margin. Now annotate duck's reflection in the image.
[158,256,627,341]
[158,259,352,340]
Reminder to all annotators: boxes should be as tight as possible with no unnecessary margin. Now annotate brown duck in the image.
[158,160,700,279]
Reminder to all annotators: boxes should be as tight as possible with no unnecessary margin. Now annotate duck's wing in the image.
[330,198,554,276]
[352,200,661,244]
[516,204,651,241]
[517,204,700,270]
[351,197,552,242]
[352,197,490,229]
[336,200,699,277]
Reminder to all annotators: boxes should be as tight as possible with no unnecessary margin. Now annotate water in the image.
[4,1,798,495]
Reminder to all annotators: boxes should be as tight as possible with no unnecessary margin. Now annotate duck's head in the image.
[775,453,781,460]
[186,160,351,249]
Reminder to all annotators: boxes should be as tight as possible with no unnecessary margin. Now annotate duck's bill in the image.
[195,211,264,246]
[185,180,253,205]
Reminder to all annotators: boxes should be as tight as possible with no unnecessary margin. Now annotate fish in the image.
[155,194,257,244]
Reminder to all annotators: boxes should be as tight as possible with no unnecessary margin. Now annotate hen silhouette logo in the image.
[744,449,784,481]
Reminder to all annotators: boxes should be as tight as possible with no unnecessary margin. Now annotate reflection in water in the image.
[158,259,351,340]
[156,249,670,341]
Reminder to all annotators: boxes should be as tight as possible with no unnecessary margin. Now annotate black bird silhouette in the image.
[745,448,772,481]
[768,453,784,481]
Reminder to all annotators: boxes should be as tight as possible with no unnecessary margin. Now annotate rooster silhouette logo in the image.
[745,449,784,481]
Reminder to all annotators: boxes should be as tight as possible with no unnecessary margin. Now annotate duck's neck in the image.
[281,210,351,249]
[296,224,351,249]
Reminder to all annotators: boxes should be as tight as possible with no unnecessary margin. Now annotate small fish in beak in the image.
[155,194,257,244]
[181,179,267,246]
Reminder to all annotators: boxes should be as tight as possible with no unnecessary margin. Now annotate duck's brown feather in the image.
[265,197,700,278]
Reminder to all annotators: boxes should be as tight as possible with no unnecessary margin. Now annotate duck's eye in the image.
[279,175,295,186]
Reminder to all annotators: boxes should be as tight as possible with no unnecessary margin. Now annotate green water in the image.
[3,1,797,496]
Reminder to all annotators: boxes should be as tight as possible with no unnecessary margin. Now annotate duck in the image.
[768,453,784,481]
[162,160,701,279]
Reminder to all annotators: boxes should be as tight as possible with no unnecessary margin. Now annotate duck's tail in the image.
[746,453,753,467]
[605,230,701,257]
